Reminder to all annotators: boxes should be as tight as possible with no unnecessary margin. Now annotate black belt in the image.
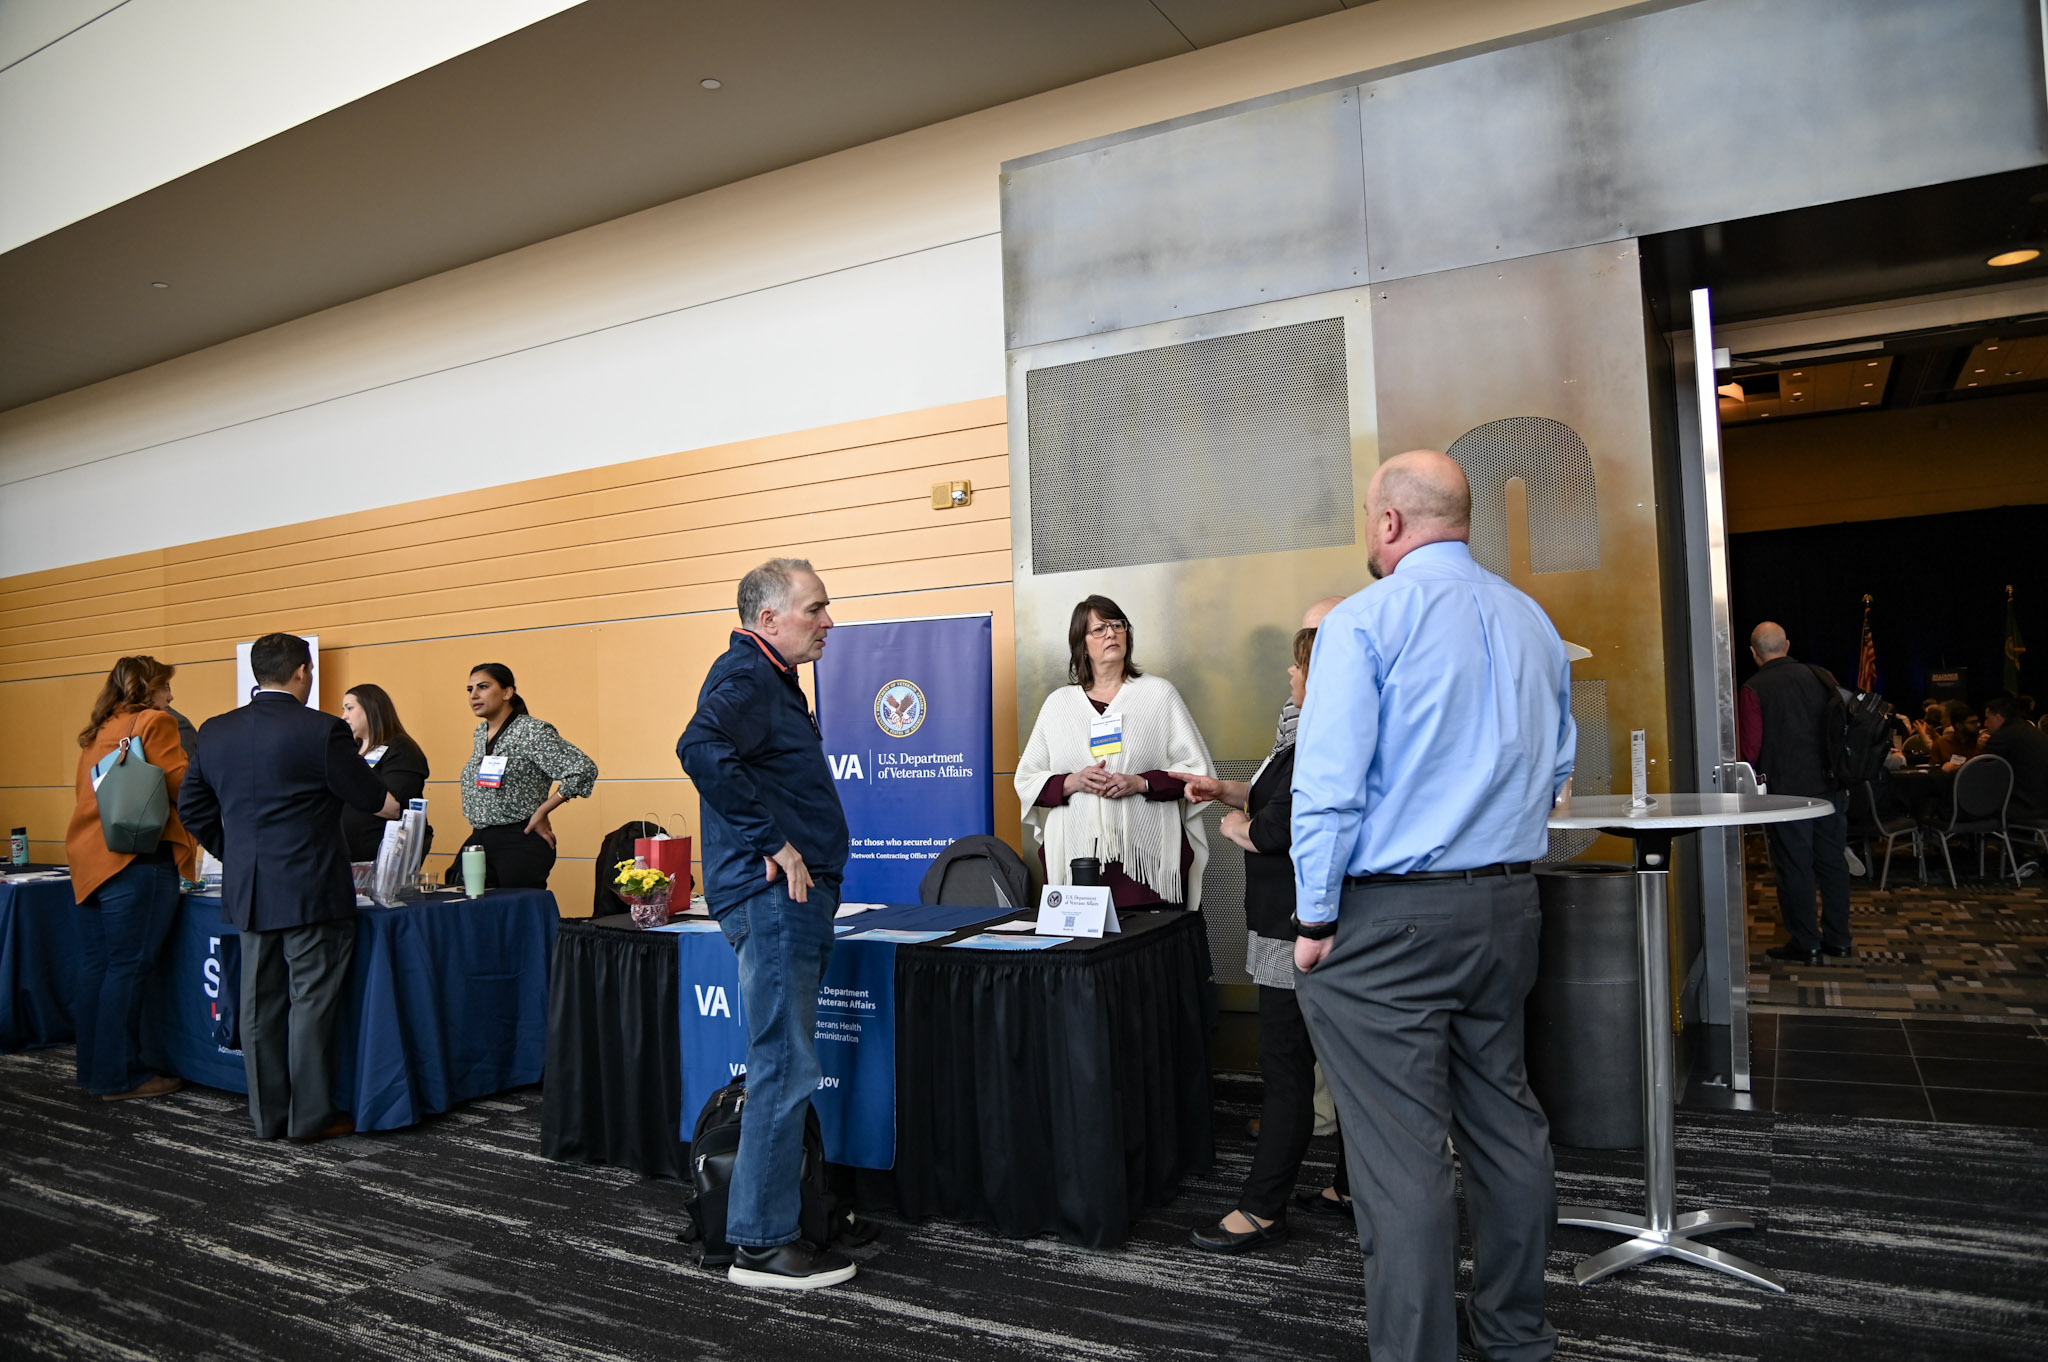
[1345,862,1531,889]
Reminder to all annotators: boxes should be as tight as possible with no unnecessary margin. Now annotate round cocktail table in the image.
[1546,792,1832,1292]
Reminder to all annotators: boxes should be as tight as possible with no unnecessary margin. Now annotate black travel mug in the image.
[1069,857,1103,886]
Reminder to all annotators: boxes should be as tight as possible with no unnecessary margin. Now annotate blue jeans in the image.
[74,857,180,1094]
[712,879,837,1248]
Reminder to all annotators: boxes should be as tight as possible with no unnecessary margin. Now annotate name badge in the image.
[1088,713,1124,759]
[364,745,389,768]
[476,754,508,789]
[1035,884,1120,939]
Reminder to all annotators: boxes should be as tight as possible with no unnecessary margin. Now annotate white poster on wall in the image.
[235,635,320,707]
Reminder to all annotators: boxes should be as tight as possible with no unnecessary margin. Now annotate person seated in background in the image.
[1901,703,1941,767]
[1936,700,1982,767]
[339,684,432,863]
[1984,694,2048,821]
[1182,623,1352,1255]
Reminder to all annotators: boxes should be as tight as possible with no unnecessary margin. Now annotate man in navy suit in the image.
[179,633,397,1141]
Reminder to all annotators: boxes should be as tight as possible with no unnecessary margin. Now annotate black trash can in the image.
[1525,864,1642,1149]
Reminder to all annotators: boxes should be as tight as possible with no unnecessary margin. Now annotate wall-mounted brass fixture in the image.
[931,479,972,509]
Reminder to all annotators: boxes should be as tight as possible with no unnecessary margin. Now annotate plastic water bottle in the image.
[9,828,25,866]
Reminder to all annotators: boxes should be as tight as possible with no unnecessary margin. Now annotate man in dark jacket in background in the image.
[1984,694,2048,821]
[677,558,853,1292]
[178,633,397,1142]
[1738,621,1851,966]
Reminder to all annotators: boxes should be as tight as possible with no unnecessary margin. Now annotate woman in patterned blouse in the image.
[444,663,598,890]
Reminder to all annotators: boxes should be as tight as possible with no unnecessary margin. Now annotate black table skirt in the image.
[541,918,690,1179]
[893,910,1213,1247]
[540,910,1213,1248]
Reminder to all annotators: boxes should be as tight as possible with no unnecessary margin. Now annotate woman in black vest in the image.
[1183,627,1350,1254]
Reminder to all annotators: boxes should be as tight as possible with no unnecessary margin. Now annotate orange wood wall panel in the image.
[0,398,1021,900]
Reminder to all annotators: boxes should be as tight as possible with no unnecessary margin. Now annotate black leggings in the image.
[1241,981,1348,1221]
[444,822,557,891]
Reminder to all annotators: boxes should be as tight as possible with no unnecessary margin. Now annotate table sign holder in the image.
[1628,730,1656,811]
[1546,792,1832,1294]
[1036,885,1119,938]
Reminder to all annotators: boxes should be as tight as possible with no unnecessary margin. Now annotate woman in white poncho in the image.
[1015,595,1216,910]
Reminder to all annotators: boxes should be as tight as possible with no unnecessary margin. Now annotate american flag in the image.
[1856,595,1877,693]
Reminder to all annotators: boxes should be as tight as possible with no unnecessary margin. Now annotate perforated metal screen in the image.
[1445,416,1601,578]
[1025,318,1355,574]
[1544,678,1613,862]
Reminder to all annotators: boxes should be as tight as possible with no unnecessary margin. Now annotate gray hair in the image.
[737,558,816,626]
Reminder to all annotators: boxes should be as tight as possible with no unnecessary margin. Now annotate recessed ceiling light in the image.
[1968,381,1979,386]
[1986,344,2000,350]
[1975,367,1987,373]
[1865,360,1879,366]
[700,77,722,89]
[1792,371,1804,377]
[150,281,169,289]
[2007,369,2023,376]
[1859,400,1870,405]
[1988,248,2040,267]
[1789,395,1804,402]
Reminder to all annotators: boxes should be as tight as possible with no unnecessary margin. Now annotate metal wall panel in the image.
[1358,0,2048,282]
[1369,241,1671,870]
[1001,88,1368,350]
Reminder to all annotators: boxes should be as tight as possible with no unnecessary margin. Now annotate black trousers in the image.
[1298,874,1556,1362]
[445,821,557,890]
[1240,982,1347,1221]
[240,917,355,1140]
[1764,794,1851,953]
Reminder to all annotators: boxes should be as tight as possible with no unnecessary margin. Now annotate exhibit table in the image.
[541,905,1213,1248]
[0,873,82,1051]
[0,875,556,1130]
[140,889,558,1130]
[1547,793,1831,1293]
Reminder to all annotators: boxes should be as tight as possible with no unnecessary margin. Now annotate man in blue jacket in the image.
[678,557,853,1290]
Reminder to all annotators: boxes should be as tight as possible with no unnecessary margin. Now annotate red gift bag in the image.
[635,828,692,901]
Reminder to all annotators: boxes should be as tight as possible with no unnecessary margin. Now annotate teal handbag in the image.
[95,716,170,854]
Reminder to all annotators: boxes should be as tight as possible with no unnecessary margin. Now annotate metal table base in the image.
[1556,829,1785,1293]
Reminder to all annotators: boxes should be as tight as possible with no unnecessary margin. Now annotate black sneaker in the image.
[728,1240,857,1291]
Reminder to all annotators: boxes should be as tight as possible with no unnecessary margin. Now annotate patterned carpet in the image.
[1746,846,2048,1018]
[3,1050,2045,1361]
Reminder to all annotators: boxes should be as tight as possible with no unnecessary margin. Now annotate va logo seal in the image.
[1046,890,1063,909]
[874,679,927,738]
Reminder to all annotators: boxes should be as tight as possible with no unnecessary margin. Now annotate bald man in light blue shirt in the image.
[1292,449,1574,1362]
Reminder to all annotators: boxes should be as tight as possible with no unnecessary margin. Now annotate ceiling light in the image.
[2007,369,2023,376]
[1987,344,2000,351]
[1789,395,1804,402]
[1987,248,2040,267]
[1717,382,1744,401]
[1975,367,1987,373]
[1968,382,1979,387]
[1865,360,1879,366]
[700,77,722,89]
[1862,382,1874,387]
[1859,401,1870,405]
[1792,371,1804,377]
[150,281,168,289]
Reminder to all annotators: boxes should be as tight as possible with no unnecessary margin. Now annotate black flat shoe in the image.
[1292,1190,1354,1218]
[1763,943,1822,967]
[1820,943,1854,958]
[1189,1215,1288,1254]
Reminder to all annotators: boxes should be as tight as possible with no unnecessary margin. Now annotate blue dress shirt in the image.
[1291,541,1576,923]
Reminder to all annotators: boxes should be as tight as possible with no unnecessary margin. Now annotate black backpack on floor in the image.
[679,1075,869,1269]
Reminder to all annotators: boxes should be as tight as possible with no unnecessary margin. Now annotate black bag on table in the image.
[680,1075,871,1269]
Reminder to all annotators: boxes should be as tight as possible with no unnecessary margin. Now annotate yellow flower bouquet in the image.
[614,858,674,927]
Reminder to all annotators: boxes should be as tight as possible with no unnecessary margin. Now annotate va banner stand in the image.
[814,613,995,904]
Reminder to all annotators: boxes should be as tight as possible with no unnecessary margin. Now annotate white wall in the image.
[0,0,1634,580]
[0,0,584,255]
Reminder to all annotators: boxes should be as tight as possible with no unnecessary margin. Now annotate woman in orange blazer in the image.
[64,655,200,1100]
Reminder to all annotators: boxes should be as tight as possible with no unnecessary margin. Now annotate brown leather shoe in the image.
[289,1115,357,1143]
[102,1075,184,1101]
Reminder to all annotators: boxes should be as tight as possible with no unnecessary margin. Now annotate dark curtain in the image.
[892,912,1213,1248]
[541,919,689,1179]
[1730,504,2048,707]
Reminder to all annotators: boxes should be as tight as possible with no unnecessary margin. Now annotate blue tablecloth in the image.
[137,890,558,1130]
[0,876,83,1050]
[676,903,1003,1169]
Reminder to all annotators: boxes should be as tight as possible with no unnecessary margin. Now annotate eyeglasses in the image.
[1086,620,1129,640]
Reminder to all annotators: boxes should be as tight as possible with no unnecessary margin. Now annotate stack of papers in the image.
[946,934,1069,951]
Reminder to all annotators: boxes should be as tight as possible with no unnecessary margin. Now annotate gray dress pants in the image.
[238,917,356,1139]
[1297,873,1557,1362]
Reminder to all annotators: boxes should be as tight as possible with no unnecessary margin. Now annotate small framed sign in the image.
[1036,884,1120,939]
